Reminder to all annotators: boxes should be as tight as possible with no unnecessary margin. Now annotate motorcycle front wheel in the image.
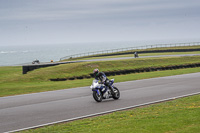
[112,87,120,100]
[93,90,102,102]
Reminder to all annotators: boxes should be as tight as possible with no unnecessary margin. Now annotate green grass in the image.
[1,67,200,97]
[20,94,200,133]
[1,56,200,97]
[13,56,200,81]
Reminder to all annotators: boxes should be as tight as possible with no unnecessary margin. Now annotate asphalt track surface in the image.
[80,54,200,62]
[1,72,200,133]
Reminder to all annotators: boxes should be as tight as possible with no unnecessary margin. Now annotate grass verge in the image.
[1,67,200,97]
[20,94,200,133]
[1,56,200,97]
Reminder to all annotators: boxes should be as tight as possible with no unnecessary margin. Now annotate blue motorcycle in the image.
[90,79,120,102]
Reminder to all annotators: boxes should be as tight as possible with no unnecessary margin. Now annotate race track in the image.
[1,72,200,133]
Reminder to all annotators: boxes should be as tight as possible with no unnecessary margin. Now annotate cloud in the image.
[0,0,200,45]
[0,0,199,21]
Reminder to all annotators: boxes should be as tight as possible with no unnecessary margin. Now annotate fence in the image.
[60,42,200,61]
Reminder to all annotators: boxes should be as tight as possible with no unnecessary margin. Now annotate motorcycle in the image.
[32,59,40,64]
[134,52,139,58]
[90,79,120,102]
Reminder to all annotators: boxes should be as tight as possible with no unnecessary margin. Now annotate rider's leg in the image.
[108,85,114,95]
[104,80,114,95]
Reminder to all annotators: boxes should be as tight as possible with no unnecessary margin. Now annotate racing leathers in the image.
[94,72,114,94]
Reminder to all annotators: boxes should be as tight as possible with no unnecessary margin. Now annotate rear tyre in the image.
[112,87,120,100]
[93,91,102,102]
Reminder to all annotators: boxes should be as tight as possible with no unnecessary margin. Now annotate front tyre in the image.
[93,90,102,102]
[112,87,120,100]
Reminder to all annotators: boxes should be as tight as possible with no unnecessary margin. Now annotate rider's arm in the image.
[99,72,107,83]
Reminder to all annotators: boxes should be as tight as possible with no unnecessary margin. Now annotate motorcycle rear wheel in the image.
[93,91,102,102]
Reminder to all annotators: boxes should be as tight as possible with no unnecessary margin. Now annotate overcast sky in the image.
[0,0,200,46]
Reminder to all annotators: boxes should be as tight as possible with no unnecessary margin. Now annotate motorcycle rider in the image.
[93,68,114,94]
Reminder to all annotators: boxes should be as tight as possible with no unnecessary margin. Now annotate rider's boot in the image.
[109,85,115,95]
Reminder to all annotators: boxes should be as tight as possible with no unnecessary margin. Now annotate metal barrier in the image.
[60,42,200,61]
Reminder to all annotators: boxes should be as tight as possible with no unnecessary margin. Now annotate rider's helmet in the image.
[93,68,99,77]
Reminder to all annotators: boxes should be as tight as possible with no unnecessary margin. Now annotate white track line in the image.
[5,91,200,133]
